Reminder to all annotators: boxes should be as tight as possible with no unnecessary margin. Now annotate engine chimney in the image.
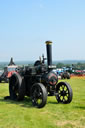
[45,41,52,67]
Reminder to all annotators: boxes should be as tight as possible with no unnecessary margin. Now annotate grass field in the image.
[0,78,85,128]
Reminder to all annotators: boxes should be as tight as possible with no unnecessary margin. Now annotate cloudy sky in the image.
[0,0,85,61]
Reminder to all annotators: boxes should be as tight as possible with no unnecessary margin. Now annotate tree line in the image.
[0,63,85,70]
[56,63,85,70]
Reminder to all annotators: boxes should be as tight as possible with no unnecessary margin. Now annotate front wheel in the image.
[56,82,73,104]
[31,83,47,108]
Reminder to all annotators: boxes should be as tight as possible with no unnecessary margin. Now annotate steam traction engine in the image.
[8,41,73,108]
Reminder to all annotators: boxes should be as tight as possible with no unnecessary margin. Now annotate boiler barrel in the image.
[45,41,52,66]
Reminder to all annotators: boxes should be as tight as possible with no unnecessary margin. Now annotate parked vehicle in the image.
[61,71,70,79]
[0,58,18,83]
[6,41,73,108]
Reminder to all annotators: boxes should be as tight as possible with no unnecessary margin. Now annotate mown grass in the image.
[0,78,85,128]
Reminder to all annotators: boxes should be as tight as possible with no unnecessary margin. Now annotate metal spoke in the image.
[63,96,65,102]
[39,92,43,99]
[66,90,69,94]
[62,85,65,90]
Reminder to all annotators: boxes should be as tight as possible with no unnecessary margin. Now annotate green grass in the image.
[0,78,85,128]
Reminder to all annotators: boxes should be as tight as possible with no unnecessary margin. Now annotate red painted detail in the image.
[49,81,56,85]
[7,71,17,78]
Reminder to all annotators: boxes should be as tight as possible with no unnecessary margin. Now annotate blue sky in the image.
[0,0,85,61]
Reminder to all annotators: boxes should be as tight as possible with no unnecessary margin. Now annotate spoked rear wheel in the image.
[31,83,47,108]
[56,82,73,104]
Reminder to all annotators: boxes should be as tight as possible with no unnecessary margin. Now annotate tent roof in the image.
[8,58,16,66]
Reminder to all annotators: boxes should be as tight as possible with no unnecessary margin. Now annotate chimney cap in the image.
[45,41,52,45]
